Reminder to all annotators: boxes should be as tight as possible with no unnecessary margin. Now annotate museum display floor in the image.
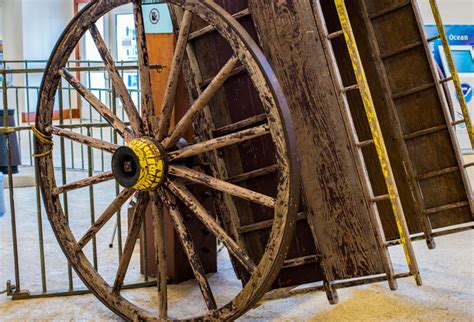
[0,231,472,320]
[0,167,472,320]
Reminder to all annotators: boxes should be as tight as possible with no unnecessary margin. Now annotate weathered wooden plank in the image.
[181,0,327,291]
[249,0,386,281]
[53,171,114,196]
[169,165,276,208]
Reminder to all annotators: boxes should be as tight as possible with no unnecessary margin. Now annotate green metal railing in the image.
[0,59,161,300]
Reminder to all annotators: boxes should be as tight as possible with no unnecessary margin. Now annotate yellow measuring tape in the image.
[31,125,54,158]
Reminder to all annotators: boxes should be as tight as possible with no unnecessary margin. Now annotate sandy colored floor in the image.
[0,231,473,321]
[0,158,473,320]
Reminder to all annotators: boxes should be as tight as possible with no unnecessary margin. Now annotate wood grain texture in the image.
[168,124,270,161]
[353,0,473,238]
[50,126,119,153]
[133,0,155,134]
[169,165,276,208]
[53,171,115,196]
[157,10,193,141]
[249,0,385,280]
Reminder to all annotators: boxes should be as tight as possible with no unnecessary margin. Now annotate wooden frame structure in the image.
[35,0,300,320]
[32,0,473,320]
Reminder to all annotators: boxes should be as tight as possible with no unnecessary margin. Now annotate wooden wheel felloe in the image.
[36,0,299,320]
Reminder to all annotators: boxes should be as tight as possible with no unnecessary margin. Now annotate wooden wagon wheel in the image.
[35,0,299,320]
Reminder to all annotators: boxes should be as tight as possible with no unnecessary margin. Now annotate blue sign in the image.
[462,83,472,103]
[424,25,474,75]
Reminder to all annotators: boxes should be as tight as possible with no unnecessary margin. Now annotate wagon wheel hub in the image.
[112,137,167,191]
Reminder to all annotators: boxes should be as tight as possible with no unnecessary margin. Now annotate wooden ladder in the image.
[356,0,474,242]
[313,0,422,286]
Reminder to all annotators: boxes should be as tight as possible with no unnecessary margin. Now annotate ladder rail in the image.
[428,0,474,148]
[333,0,422,285]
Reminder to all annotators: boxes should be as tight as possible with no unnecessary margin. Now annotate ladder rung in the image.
[464,162,474,168]
[380,41,423,60]
[452,119,465,126]
[188,9,250,41]
[227,164,278,184]
[439,76,453,84]
[341,84,359,93]
[327,30,344,40]
[392,82,435,100]
[403,124,447,140]
[199,65,246,89]
[213,113,267,137]
[356,139,374,148]
[282,255,319,269]
[369,1,411,20]
[238,212,306,234]
[415,166,459,181]
[427,35,441,42]
[371,194,390,203]
[425,201,470,215]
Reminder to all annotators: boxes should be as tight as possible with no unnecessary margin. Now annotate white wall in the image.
[0,0,74,114]
[21,0,73,61]
[417,0,474,25]
[0,0,24,62]
[0,7,3,41]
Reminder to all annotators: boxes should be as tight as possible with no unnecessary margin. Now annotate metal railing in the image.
[0,59,161,300]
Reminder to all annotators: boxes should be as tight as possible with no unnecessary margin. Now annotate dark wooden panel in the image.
[183,0,325,288]
[249,0,386,280]
[352,0,473,238]
[320,0,423,240]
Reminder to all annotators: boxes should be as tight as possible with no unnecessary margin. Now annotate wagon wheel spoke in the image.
[133,0,155,133]
[150,192,168,318]
[163,56,239,149]
[166,180,257,274]
[112,192,150,294]
[53,171,115,196]
[168,124,270,161]
[159,189,217,311]
[156,10,193,141]
[77,188,135,250]
[49,126,119,153]
[59,68,133,141]
[169,165,275,208]
[89,24,144,136]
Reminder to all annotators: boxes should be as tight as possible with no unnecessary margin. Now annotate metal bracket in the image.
[4,280,30,300]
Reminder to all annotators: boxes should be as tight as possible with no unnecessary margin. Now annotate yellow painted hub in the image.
[112,137,166,191]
